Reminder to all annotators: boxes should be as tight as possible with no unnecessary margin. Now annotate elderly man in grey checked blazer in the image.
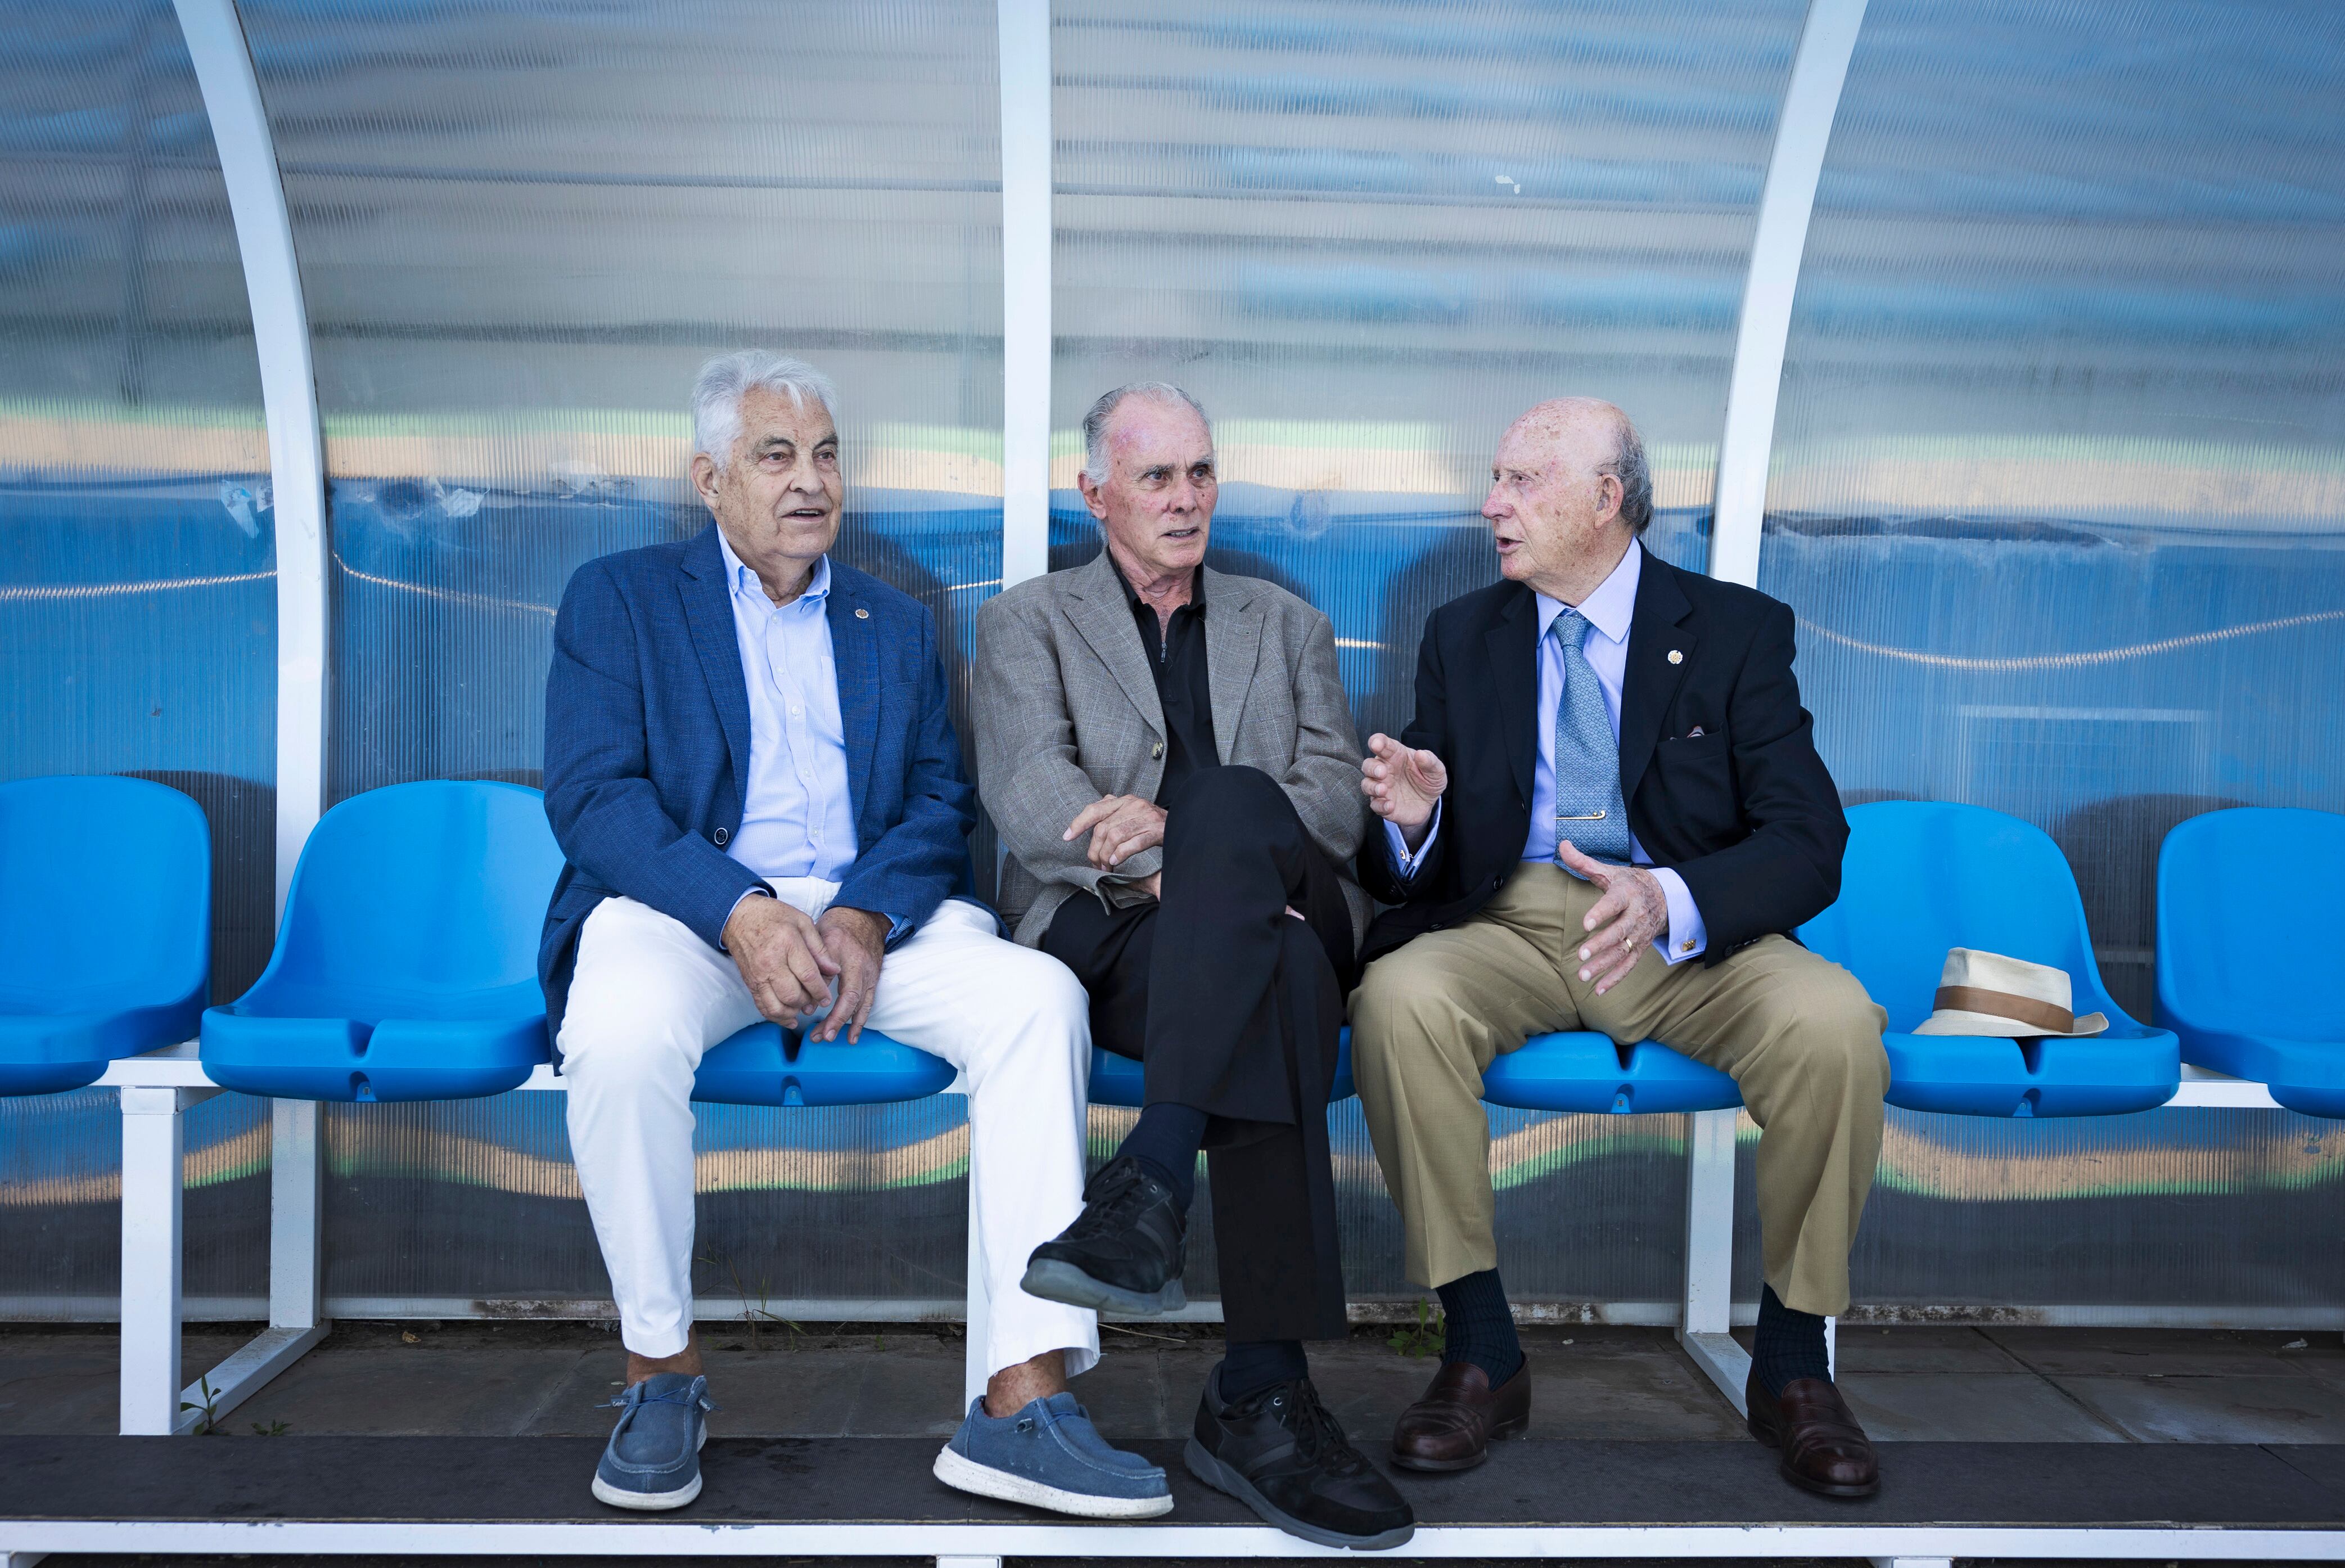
[971,382,1414,1551]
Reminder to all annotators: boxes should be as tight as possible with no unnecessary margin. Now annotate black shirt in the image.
[1117,562,1219,803]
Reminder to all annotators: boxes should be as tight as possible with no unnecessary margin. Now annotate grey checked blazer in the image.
[972,549,1371,948]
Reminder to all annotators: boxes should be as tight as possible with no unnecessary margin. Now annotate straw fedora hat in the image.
[1910,948,2108,1038]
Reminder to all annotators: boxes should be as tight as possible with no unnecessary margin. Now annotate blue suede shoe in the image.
[934,1392,1172,1518]
[592,1372,714,1511]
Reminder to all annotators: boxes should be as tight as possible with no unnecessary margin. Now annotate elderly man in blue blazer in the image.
[540,352,1166,1519]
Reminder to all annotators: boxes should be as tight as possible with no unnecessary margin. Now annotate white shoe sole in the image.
[592,1421,707,1510]
[932,1443,1175,1519]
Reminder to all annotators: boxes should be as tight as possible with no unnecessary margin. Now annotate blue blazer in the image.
[538,524,977,1038]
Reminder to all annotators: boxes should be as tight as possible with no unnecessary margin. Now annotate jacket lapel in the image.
[1485,584,1539,806]
[1063,549,1167,736]
[1618,555,1695,803]
[680,526,754,792]
[1201,566,1263,762]
[826,570,880,827]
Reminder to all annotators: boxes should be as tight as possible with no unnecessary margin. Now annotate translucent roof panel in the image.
[1769,0,2345,535]
[0,0,278,993]
[1052,0,1805,737]
[1760,0,2345,1017]
[236,0,1005,802]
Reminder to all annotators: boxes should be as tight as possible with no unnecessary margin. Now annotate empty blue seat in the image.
[201,781,565,1102]
[693,1024,955,1106]
[1798,801,2178,1118]
[2157,807,2345,1119]
[1482,1031,1740,1115]
[0,776,210,1096]
[1087,1030,1358,1109]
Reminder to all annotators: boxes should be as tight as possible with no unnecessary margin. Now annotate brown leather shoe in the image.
[1390,1358,1531,1472]
[1743,1367,1879,1498]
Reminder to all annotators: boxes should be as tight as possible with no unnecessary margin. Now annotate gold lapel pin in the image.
[855,607,869,619]
[1667,648,1683,664]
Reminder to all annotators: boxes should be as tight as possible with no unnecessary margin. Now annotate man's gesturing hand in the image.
[1360,732,1447,849]
[1064,794,1168,871]
[723,894,840,1028]
[809,905,887,1044]
[1558,840,1668,995]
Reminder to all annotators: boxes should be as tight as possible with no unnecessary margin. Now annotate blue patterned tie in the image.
[1550,608,1630,865]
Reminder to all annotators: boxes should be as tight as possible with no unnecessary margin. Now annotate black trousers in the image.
[1044,765,1355,1342]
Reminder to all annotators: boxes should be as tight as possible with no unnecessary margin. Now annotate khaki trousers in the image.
[1350,862,1888,1317]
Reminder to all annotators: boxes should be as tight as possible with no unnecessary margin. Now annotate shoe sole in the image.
[1389,1413,1530,1472]
[1021,1256,1186,1317]
[932,1444,1175,1519]
[1184,1436,1415,1551]
[591,1421,707,1511]
[1744,1413,1880,1499]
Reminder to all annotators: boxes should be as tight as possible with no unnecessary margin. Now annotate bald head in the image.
[1496,399,1651,533]
[1483,397,1651,602]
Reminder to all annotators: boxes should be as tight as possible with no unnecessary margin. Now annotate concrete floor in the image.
[6,1318,2345,1446]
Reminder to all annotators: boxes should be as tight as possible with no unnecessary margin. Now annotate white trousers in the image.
[557,880,1099,1381]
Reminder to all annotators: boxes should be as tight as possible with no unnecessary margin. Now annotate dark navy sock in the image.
[1115,1102,1208,1210]
[1753,1283,1831,1395]
[1218,1339,1309,1405]
[1435,1268,1524,1386]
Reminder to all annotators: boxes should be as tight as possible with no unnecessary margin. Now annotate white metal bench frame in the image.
[94,1044,2287,1438]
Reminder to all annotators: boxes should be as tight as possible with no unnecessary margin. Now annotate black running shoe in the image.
[1185,1365,1415,1550]
[1021,1154,1187,1315]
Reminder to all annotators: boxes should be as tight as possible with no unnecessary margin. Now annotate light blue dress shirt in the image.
[1386,538,1708,965]
[718,532,859,882]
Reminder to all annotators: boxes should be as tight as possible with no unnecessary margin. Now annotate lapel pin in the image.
[1667,648,1683,664]
[855,607,869,619]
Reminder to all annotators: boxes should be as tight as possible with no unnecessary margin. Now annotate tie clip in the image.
[1557,809,1608,821]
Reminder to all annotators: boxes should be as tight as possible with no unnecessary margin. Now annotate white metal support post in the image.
[1681,0,1869,1409]
[118,1084,218,1434]
[125,0,333,1436]
[998,0,1053,590]
[1708,0,1869,592]
[962,1135,992,1409]
[1676,1108,1748,1412]
[967,0,1050,1408]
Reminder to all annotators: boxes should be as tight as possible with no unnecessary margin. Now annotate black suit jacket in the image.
[1359,550,1847,967]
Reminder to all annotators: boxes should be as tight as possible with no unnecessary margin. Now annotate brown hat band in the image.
[1934,984,2075,1034]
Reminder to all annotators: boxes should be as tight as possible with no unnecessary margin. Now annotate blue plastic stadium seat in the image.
[693,1024,955,1106]
[1086,1029,1358,1109]
[201,781,565,1102]
[1798,801,2179,1118]
[0,776,210,1095]
[1482,1031,1740,1115]
[2157,807,2345,1119]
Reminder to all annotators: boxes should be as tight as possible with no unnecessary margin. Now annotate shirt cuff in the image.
[1383,800,1442,880]
[718,885,774,954]
[885,913,913,946]
[1650,867,1706,965]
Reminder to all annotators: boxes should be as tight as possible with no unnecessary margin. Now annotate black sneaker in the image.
[1185,1365,1415,1550]
[1020,1154,1188,1315]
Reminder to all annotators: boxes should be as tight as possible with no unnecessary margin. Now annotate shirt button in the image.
[790,705,802,717]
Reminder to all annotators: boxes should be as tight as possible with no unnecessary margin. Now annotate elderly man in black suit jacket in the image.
[1350,398,1888,1497]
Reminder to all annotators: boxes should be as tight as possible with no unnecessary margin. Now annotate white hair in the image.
[691,350,839,468]
[1081,381,1211,485]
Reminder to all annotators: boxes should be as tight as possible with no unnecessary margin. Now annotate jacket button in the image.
[1429,920,1445,931]
[714,827,730,846]
[1151,742,1164,759]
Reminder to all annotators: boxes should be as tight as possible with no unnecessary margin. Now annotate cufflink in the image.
[1667,649,1683,664]
[1680,939,1694,953]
